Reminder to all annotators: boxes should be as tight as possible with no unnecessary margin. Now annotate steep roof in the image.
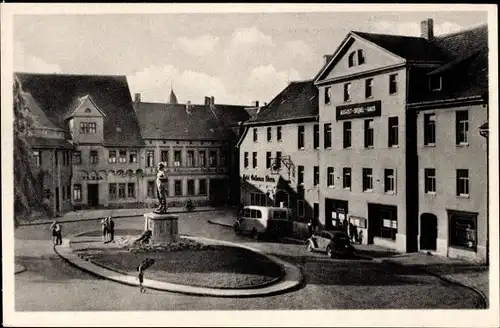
[27,136,75,150]
[245,80,318,125]
[352,31,450,62]
[14,73,144,147]
[21,91,62,131]
[408,24,488,105]
[210,104,251,127]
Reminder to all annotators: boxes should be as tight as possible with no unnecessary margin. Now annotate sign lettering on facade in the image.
[242,174,276,183]
[336,100,382,120]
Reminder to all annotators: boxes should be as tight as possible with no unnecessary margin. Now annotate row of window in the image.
[109,183,136,199]
[32,150,72,167]
[108,150,138,164]
[146,179,208,197]
[424,111,470,146]
[146,149,226,168]
[297,166,397,193]
[424,169,470,197]
[253,126,283,143]
[79,122,97,134]
[324,73,398,104]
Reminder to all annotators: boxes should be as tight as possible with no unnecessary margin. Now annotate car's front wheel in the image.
[326,245,334,258]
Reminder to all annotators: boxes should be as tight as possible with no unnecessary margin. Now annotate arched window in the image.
[357,50,365,65]
[348,51,356,67]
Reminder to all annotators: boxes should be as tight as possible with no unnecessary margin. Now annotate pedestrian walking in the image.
[101,217,108,243]
[50,221,62,245]
[108,217,115,242]
[56,223,63,245]
[137,264,145,293]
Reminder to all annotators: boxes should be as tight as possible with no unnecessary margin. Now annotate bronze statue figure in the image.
[154,162,168,214]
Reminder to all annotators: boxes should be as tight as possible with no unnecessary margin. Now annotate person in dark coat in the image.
[101,217,108,243]
[108,217,115,242]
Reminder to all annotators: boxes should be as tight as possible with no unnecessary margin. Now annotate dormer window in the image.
[429,76,442,91]
[84,108,91,113]
[348,49,366,67]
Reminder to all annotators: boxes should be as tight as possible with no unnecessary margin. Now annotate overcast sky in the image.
[13,9,487,106]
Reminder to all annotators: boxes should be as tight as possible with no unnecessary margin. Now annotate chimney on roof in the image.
[134,93,141,103]
[255,101,259,108]
[323,55,332,64]
[205,96,211,106]
[421,18,434,40]
[211,96,215,105]
[186,100,192,114]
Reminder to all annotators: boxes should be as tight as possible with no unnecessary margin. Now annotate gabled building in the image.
[237,80,320,226]
[314,19,488,262]
[16,73,145,210]
[134,92,250,207]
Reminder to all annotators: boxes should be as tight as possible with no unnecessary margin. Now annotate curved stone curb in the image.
[15,264,26,274]
[54,233,304,298]
[375,258,488,309]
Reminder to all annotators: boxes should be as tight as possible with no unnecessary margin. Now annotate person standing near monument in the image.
[108,217,115,242]
[154,162,168,214]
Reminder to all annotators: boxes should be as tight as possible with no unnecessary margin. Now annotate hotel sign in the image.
[242,174,276,183]
[336,100,382,120]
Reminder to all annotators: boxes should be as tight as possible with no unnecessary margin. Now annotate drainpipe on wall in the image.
[479,121,489,265]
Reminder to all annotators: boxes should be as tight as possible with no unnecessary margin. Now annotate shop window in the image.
[343,167,351,190]
[388,117,399,147]
[362,168,373,192]
[389,74,398,94]
[448,210,477,251]
[109,183,117,200]
[127,183,135,198]
[424,113,436,146]
[324,123,332,148]
[298,125,305,149]
[456,169,469,197]
[327,167,335,187]
[456,110,469,145]
[343,121,352,148]
[424,168,436,194]
[73,184,82,201]
[313,124,320,149]
[364,119,374,148]
[147,180,155,198]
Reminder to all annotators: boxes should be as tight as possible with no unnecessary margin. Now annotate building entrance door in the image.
[87,184,99,207]
[420,213,438,250]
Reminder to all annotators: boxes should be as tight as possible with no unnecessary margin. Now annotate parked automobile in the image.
[234,205,292,240]
[306,230,354,258]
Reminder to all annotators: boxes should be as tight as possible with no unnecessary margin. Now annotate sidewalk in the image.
[19,206,236,226]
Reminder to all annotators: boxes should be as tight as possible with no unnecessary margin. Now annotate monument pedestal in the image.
[144,212,179,244]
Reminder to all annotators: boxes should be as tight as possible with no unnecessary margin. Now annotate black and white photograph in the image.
[2,3,498,327]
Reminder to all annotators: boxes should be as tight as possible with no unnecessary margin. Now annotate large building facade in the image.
[16,73,250,212]
[314,19,489,261]
[238,81,320,231]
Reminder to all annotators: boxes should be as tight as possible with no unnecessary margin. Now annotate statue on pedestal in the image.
[154,162,168,214]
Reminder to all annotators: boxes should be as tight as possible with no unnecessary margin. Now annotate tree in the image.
[13,76,50,227]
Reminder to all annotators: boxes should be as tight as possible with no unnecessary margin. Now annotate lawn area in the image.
[72,231,284,289]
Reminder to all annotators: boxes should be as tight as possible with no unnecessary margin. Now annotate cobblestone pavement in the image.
[14,211,486,311]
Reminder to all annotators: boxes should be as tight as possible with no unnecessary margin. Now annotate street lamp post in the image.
[479,122,489,265]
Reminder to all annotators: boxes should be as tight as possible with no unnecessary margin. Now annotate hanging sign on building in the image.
[336,100,382,120]
[242,174,276,183]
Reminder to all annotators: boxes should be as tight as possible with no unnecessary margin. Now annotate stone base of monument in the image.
[144,212,179,244]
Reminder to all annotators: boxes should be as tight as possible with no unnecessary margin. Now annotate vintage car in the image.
[234,205,292,240]
[306,230,354,258]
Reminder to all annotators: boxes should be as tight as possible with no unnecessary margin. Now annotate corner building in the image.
[237,81,320,230]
